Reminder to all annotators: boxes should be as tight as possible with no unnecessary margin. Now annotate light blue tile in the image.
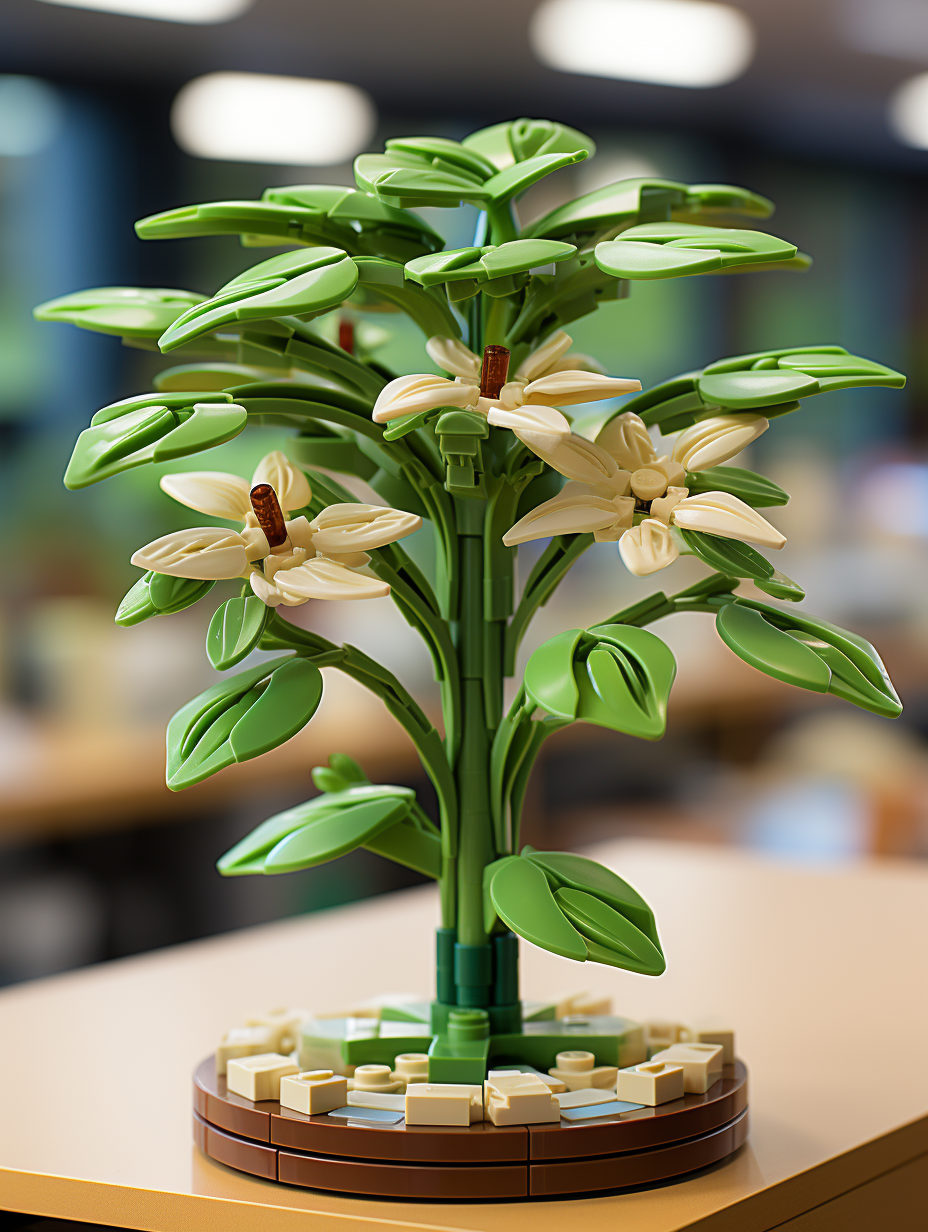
[559,1099,645,1122]
[326,1106,405,1124]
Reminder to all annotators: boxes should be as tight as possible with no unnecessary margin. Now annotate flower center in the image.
[250,483,288,548]
[630,468,667,502]
[480,345,510,399]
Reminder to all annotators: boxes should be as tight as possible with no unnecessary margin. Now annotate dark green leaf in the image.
[524,850,660,947]
[65,394,247,489]
[756,571,805,602]
[679,529,774,581]
[159,248,358,352]
[166,656,323,790]
[263,798,409,874]
[311,766,349,793]
[554,888,665,975]
[34,286,205,339]
[685,466,789,507]
[206,596,269,670]
[115,572,214,626]
[486,857,587,962]
[327,753,367,783]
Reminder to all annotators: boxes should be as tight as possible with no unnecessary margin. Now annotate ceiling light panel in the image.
[37,0,252,23]
[530,0,755,89]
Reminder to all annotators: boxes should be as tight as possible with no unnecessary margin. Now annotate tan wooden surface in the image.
[1,839,926,1230]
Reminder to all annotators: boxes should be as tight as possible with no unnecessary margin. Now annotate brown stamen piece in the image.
[479,344,510,399]
[250,483,288,548]
[338,317,354,355]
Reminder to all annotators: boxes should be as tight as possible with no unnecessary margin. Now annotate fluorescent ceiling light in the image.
[0,76,62,157]
[36,0,251,23]
[171,73,377,166]
[530,0,755,88]
[889,72,928,147]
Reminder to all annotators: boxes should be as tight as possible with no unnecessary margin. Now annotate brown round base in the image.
[193,1057,749,1200]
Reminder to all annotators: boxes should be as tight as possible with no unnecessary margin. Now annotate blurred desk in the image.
[1,840,925,1230]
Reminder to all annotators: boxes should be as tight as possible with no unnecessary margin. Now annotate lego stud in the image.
[250,483,288,548]
[480,345,510,399]
[630,468,668,501]
[555,1050,595,1073]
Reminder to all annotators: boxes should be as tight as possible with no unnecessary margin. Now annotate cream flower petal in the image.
[671,491,786,548]
[514,431,628,489]
[487,400,571,439]
[426,335,481,379]
[131,527,248,580]
[523,371,641,407]
[251,451,312,512]
[514,330,573,381]
[284,515,315,552]
[249,569,284,607]
[309,503,422,553]
[651,455,687,489]
[595,412,657,472]
[273,557,391,603]
[671,414,769,471]
[503,491,626,546]
[372,373,478,422]
[650,485,688,524]
[159,471,252,521]
[619,519,680,576]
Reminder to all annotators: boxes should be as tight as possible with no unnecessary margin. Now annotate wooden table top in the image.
[1,839,926,1230]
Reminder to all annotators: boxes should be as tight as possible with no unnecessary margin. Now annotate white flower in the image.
[371,330,641,446]
[131,450,422,606]
[505,410,784,576]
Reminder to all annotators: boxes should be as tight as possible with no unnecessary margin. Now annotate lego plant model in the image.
[37,118,904,1082]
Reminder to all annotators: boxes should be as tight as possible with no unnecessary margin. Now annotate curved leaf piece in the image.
[64,394,247,489]
[685,466,789,508]
[355,149,489,208]
[34,286,205,339]
[755,571,805,602]
[263,797,410,874]
[554,888,665,975]
[679,529,774,581]
[166,656,323,790]
[217,781,415,874]
[464,118,596,170]
[207,596,270,670]
[579,624,676,740]
[596,223,797,281]
[115,572,214,626]
[523,628,584,720]
[385,136,498,180]
[486,857,587,962]
[682,184,774,219]
[524,850,660,947]
[159,248,358,352]
[353,256,461,337]
[406,239,576,288]
[482,151,588,204]
[717,601,903,717]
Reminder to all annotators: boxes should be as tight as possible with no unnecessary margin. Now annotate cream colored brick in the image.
[645,1021,689,1054]
[555,1087,620,1110]
[278,1069,347,1115]
[548,1050,617,1091]
[392,1053,429,1085]
[485,1074,560,1126]
[226,1053,298,1101]
[650,1043,723,1094]
[347,1064,403,1094]
[684,1025,735,1066]
[215,1026,274,1077]
[555,992,613,1019]
[616,1061,685,1106]
[348,1090,406,1112]
[488,1066,566,1093]
[405,1084,484,1126]
[245,1007,307,1055]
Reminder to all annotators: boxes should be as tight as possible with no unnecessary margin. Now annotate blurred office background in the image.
[1,0,928,985]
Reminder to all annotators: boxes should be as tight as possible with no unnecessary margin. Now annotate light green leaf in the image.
[755,571,805,602]
[577,624,676,740]
[159,248,358,352]
[595,241,722,279]
[64,394,247,489]
[523,628,585,720]
[524,850,660,946]
[716,603,831,693]
[486,857,587,962]
[263,797,410,874]
[353,256,461,337]
[406,239,576,287]
[385,136,497,179]
[596,223,797,281]
[482,151,587,203]
[464,118,595,170]
[34,286,205,339]
[554,888,665,975]
[115,572,214,626]
[206,596,269,670]
[166,657,323,790]
[698,370,821,408]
